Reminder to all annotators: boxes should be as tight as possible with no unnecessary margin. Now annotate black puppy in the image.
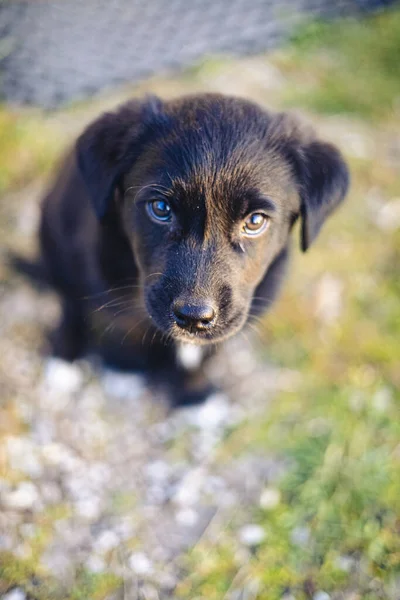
[39,94,349,404]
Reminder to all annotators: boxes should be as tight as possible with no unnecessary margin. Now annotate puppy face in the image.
[77,95,349,345]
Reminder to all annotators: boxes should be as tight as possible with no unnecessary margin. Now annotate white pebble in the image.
[1,482,39,511]
[239,524,266,547]
[19,524,36,538]
[86,555,106,573]
[6,437,43,478]
[129,552,153,575]
[40,482,62,505]
[173,467,206,506]
[145,460,170,482]
[42,443,82,472]
[102,370,145,400]
[74,497,102,521]
[335,554,354,572]
[0,534,14,551]
[372,387,392,413]
[376,198,400,231]
[314,592,330,600]
[41,548,74,578]
[291,526,310,547]
[260,487,281,510]
[96,530,120,554]
[187,393,230,429]
[2,588,27,600]
[314,274,343,324]
[43,357,84,395]
[175,507,199,527]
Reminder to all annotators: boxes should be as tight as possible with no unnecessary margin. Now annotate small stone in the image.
[259,487,281,510]
[175,507,199,527]
[335,554,355,572]
[6,436,43,478]
[0,533,14,551]
[19,524,37,539]
[43,357,84,395]
[239,524,266,547]
[102,370,145,400]
[86,554,106,573]
[1,482,40,511]
[314,274,343,324]
[40,482,62,505]
[14,542,32,560]
[74,497,102,520]
[2,588,27,600]
[340,130,372,160]
[291,525,310,547]
[187,393,230,429]
[145,460,170,482]
[157,572,177,591]
[173,467,206,506]
[307,417,330,437]
[376,198,400,231]
[372,387,392,413]
[349,391,365,413]
[114,517,136,540]
[140,584,159,600]
[42,443,82,472]
[128,552,153,575]
[41,548,74,578]
[313,593,330,600]
[96,530,120,554]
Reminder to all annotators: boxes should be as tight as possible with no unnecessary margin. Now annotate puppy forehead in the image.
[124,100,299,217]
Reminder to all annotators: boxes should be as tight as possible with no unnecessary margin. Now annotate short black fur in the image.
[37,93,349,405]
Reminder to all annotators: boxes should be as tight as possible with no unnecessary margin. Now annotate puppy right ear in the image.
[76,96,166,219]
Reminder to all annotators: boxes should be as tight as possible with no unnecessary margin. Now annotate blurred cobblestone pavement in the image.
[0,0,387,107]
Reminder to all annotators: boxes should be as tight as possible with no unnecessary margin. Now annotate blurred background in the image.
[0,1,399,599]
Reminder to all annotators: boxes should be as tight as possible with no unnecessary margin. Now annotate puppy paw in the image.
[171,383,217,407]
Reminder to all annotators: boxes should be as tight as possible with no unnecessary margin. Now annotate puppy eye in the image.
[242,212,270,237]
[147,199,172,222]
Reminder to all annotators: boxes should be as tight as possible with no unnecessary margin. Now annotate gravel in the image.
[0,280,294,594]
[238,524,267,547]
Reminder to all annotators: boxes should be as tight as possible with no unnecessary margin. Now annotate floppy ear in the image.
[295,140,349,252]
[76,96,166,219]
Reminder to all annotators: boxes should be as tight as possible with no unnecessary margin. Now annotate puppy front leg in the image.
[50,298,87,361]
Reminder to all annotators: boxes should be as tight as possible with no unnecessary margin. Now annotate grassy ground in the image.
[1,7,400,600]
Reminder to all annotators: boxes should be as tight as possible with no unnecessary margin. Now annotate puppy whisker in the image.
[83,283,143,301]
[120,317,149,345]
[93,298,134,313]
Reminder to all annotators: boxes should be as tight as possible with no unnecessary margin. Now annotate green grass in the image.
[0,108,65,194]
[276,8,400,121]
[0,553,122,600]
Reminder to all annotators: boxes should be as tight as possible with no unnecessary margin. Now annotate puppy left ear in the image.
[76,96,166,220]
[295,140,349,252]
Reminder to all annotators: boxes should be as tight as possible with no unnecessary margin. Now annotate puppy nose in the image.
[173,301,216,331]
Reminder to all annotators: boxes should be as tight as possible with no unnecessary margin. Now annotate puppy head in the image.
[77,94,349,345]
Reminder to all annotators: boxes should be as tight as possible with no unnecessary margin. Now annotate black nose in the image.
[173,301,216,331]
